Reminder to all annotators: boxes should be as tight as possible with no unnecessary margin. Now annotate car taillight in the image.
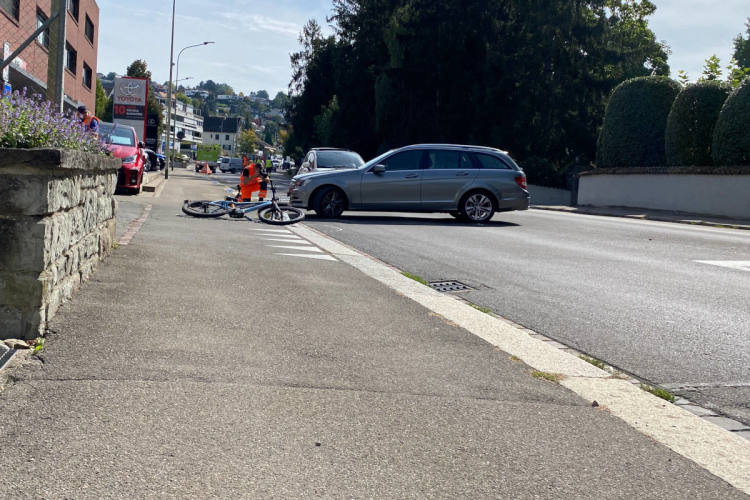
[515,175,527,190]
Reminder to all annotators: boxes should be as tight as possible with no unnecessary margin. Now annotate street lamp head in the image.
[203,41,215,45]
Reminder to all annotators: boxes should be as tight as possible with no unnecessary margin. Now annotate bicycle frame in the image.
[210,177,281,214]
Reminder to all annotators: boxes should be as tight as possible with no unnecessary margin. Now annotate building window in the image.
[82,62,92,89]
[215,134,219,139]
[67,0,79,21]
[0,0,19,20]
[84,15,95,44]
[225,134,229,140]
[226,145,231,151]
[65,43,77,74]
[37,10,50,48]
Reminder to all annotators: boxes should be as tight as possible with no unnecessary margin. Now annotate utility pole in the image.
[165,0,176,179]
[46,0,67,112]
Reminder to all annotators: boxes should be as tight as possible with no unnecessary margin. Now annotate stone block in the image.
[0,216,47,272]
[0,271,47,308]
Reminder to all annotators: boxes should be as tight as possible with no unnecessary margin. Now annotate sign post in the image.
[113,76,149,142]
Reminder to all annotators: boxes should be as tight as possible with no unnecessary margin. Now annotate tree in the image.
[238,129,259,154]
[733,18,750,71]
[699,54,723,81]
[126,59,152,80]
[105,72,116,80]
[176,93,191,104]
[256,90,269,100]
[271,91,290,109]
[95,79,109,118]
[286,0,671,175]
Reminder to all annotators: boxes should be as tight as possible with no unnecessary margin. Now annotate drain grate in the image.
[0,348,16,371]
[429,280,475,293]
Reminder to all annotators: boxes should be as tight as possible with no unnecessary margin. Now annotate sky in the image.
[97,0,749,96]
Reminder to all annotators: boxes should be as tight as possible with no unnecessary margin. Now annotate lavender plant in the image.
[0,88,108,154]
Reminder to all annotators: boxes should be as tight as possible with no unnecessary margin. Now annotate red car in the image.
[99,122,146,194]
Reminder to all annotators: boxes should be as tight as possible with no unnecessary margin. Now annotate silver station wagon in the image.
[288,144,529,223]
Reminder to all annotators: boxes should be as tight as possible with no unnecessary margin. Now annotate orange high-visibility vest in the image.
[240,164,260,200]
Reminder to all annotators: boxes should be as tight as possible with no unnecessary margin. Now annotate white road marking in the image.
[262,238,306,243]
[267,245,323,253]
[276,253,337,261]
[251,228,291,233]
[695,260,750,272]
[289,223,750,495]
[256,233,302,238]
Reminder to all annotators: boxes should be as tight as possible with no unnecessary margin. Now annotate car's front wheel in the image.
[460,191,495,223]
[313,187,346,218]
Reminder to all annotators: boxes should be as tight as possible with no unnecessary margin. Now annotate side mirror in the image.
[372,164,386,174]
[138,141,145,149]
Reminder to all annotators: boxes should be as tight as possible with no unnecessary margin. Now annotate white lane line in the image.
[262,238,306,243]
[276,253,337,261]
[256,233,302,239]
[267,245,323,252]
[695,260,750,272]
[289,223,750,495]
[252,228,291,233]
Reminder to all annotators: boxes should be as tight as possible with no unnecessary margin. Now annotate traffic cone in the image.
[200,162,211,174]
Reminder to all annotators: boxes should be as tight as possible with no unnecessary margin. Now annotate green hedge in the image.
[597,76,681,168]
[712,78,750,166]
[665,82,730,166]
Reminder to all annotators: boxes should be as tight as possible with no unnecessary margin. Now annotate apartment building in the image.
[156,92,204,155]
[1,0,99,111]
[202,116,243,155]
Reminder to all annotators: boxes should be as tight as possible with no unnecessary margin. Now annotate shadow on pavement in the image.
[309,213,521,227]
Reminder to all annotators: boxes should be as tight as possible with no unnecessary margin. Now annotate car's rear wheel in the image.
[460,191,495,223]
[313,187,346,218]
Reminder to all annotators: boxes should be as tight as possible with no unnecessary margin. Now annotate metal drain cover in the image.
[429,280,474,293]
[0,348,16,371]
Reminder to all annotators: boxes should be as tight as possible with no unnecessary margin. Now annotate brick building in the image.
[1,0,99,111]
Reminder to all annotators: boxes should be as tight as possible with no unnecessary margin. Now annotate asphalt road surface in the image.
[304,209,750,425]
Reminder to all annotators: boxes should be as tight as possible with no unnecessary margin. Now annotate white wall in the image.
[578,174,750,219]
[528,184,571,206]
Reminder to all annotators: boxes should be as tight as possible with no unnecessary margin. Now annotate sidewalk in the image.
[0,170,747,498]
[533,204,750,230]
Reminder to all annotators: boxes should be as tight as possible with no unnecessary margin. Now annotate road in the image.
[303,208,750,425]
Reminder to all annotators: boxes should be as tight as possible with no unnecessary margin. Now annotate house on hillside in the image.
[203,116,243,155]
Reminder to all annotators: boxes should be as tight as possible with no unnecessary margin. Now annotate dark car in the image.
[143,149,160,172]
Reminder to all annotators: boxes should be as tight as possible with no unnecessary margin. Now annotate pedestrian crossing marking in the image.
[262,238,306,243]
[695,260,750,272]
[276,253,338,261]
[252,228,290,233]
[267,245,324,253]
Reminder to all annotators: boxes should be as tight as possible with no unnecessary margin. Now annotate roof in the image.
[203,116,243,133]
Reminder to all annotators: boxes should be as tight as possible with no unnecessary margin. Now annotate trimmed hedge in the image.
[665,81,730,166]
[712,78,750,166]
[597,76,681,168]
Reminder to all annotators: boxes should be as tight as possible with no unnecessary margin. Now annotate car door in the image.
[360,149,424,210]
[420,150,479,210]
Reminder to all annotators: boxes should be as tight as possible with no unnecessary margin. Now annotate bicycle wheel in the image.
[182,200,229,218]
[258,206,305,225]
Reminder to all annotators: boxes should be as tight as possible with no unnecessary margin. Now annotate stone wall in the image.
[0,149,120,340]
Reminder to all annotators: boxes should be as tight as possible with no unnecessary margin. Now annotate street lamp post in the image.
[171,41,214,169]
[165,0,176,179]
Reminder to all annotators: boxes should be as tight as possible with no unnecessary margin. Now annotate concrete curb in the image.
[290,223,750,495]
[532,205,750,231]
[142,171,166,193]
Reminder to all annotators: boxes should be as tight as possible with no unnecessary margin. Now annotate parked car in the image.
[297,148,364,175]
[226,157,244,174]
[288,144,529,223]
[156,154,166,169]
[143,149,160,171]
[219,157,231,172]
[99,122,146,194]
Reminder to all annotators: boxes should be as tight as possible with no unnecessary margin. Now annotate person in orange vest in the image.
[239,157,260,201]
[77,105,100,136]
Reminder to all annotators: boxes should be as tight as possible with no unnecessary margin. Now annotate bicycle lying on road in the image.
[182,178,305,225]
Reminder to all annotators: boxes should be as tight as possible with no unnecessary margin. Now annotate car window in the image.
[425,150,460,169]
[316,151,364,169]
[474,153,511,170]
[104,129,135,147]
[381,150,422,171]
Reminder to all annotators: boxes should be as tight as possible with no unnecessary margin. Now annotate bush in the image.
[712,78,750,166]
[597,76,681,168]
[0,90,107,154]
[519,157,568,189]
[665,81,730,166]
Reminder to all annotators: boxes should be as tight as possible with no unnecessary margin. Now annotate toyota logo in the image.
[120,82,140,96]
